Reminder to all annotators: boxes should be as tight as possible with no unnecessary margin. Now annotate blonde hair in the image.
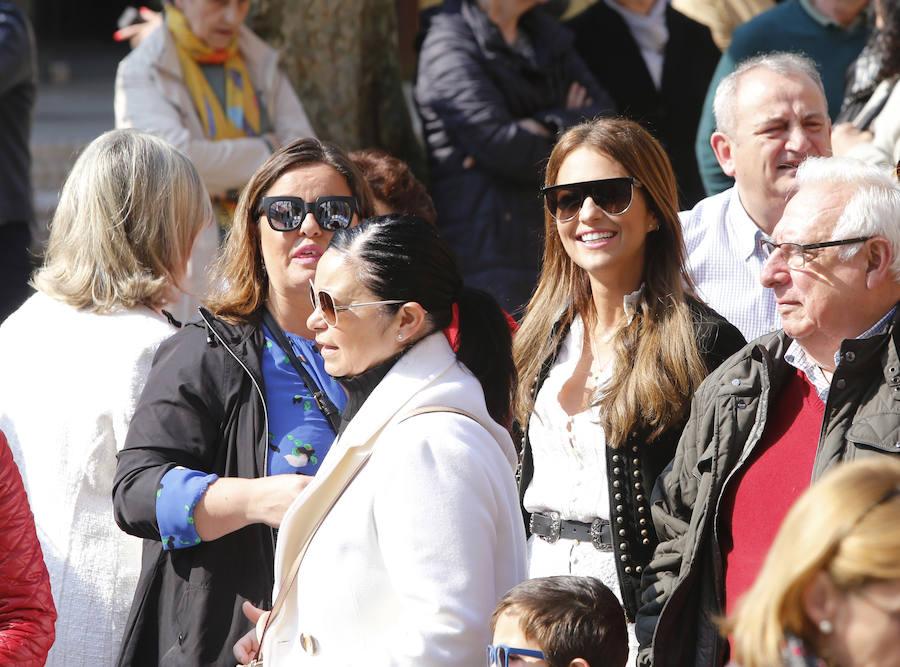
[726,458,900,667]
[205,137,375,322]
[33,129,212,313]
[513,118,706,446]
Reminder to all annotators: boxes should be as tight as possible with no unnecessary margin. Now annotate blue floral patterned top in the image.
[155,325,346,550]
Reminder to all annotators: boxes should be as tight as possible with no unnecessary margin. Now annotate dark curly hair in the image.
[349,149,437,225]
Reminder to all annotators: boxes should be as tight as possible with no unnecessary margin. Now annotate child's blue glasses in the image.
[486,644,546,666]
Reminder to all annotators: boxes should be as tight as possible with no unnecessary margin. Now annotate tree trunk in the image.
[250,0,426,179]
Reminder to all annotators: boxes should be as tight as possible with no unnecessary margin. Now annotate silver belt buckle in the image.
[531,512,561,544]
[590,518,612,552]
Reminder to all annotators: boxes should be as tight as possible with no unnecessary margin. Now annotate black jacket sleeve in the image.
[112,323,228,541]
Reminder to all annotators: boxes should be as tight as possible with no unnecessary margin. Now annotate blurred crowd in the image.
[0,0,899,666]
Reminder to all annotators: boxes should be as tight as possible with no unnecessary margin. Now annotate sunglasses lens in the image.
[315,199,354,231]
[557,188,587,220]
[267,199,302,231]
[590,179,633,215]
[268,200,303,232]
[319,290,337,325]
[496,647,507,667]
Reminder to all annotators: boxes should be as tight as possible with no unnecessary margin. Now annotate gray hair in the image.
[33,129,213,312]
[795,156,900,281]
[713,52,826,138]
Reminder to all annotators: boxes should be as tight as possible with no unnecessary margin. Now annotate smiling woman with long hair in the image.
[514,117,744,658]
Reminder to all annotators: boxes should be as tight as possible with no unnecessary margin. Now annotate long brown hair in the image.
[205,137,375,322]
[513,118,705,446]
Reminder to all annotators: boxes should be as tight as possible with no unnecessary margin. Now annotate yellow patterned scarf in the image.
[166,5,261,140]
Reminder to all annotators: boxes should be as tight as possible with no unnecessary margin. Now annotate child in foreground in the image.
[488,576,628,667]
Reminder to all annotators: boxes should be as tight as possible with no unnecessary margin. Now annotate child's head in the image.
[488,576,627,667]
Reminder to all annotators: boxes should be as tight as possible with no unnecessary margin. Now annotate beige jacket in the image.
[114,23,314,195]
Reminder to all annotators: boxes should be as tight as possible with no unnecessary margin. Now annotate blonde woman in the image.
[0,129,212,666]
[726,457,900,667]
[514,117,744,656]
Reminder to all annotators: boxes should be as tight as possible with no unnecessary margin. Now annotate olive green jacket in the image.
[636,307,900,667]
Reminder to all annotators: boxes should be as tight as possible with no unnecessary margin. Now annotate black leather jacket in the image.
[517,297,744,620]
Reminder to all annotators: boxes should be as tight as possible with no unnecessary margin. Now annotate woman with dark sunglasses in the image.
[235,214,526,666]
[513,117,744,659]
[112,137,374,666]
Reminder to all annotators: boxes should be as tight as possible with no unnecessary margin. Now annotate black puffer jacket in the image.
[518,297,744,621]
[414,0,614,314]
[113,309,273,666]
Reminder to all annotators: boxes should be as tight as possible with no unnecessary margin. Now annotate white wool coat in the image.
[262,333,527,666]
[0,292,175,666]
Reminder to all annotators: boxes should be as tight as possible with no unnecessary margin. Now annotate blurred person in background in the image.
[694,0,869,196]
[0,129,212,666]
[833,0,900,174]
[670,0,773,51]
[567,0,720,208]
[115,0,315,322]
[0,1,36,323]
[415,0,615,316]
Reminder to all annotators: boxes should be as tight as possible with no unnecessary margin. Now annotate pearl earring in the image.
[819,619,833,635]
[397,333,404,341]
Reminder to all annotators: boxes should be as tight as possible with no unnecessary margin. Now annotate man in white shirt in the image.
[680,52,832,341]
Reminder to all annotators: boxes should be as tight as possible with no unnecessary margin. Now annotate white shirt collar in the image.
[727,188,770,262]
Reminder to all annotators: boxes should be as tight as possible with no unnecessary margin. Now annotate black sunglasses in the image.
[257,195,358,232]
[541,177,642,221]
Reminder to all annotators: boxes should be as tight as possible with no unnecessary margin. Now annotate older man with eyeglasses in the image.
[636,156,900,667]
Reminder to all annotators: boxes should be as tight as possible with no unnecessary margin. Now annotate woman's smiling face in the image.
[553,147,653,292]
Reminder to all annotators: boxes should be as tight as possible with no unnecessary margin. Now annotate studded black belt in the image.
[529,511,613,551]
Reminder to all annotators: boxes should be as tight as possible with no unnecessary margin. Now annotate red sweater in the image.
[721,368,824,615]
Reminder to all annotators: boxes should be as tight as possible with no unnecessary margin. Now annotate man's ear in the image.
[711,132,737,177]
[864,237,894,289]
[568,659,590,667]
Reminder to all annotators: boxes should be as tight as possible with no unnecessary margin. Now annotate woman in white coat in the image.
[235,214,527,666]
[0,129,212,666]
